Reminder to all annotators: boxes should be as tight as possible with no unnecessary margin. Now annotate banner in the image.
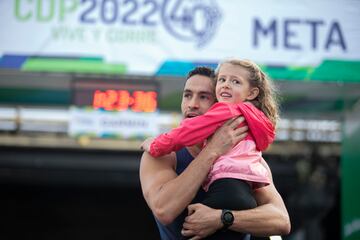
[0,0,359,78]
[69,107,159,139]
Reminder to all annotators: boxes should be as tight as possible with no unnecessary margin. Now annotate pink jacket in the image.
[149,102,275,190]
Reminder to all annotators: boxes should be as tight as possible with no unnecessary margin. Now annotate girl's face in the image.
[216,63,257,103]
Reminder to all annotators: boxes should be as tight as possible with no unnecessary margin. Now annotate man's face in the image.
[181,74,216,118]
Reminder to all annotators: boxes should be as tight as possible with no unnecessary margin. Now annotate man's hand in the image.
[204,116,248,157]
[140,137,155,152]
[181,203,222,239]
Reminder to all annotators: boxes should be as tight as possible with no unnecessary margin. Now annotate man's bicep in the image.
[139,152,177,206]
[253,183,282,206]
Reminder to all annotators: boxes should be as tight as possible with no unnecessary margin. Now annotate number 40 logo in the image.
[161,0,222,47]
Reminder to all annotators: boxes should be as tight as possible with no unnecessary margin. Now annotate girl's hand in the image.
[140,137,155,152]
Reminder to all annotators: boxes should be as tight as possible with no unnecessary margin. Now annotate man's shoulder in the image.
[140,151,177,169]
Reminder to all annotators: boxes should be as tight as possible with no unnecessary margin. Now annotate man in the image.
[140,67,290,239]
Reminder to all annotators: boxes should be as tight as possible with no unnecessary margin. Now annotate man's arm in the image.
[140,117,248,225]
[140,149,215,225]
[182,159,291,238]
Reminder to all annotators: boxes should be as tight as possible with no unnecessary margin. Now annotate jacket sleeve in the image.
[238,103,275,151]
[149,102,241,157]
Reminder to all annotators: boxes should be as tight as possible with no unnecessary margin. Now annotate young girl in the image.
[142,59,279,239]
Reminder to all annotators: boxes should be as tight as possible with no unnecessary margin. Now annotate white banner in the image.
[1,0,359,74]
[69,107,159,138]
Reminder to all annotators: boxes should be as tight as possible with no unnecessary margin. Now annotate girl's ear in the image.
[247,87,259,101]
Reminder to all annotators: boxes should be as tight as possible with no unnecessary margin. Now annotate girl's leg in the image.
[202,178,257,240]
[203,178,257,210]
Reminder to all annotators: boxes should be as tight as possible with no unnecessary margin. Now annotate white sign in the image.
[0,0,359,74]
[69,107,159,139]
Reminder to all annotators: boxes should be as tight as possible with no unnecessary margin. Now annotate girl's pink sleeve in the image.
[238,103,275,151]
[149,102,240,157]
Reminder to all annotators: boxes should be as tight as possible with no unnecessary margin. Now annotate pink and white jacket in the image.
[149,102,275,191]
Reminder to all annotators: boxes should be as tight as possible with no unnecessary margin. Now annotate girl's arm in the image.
[149,102,241,157]
[237,102,275,151]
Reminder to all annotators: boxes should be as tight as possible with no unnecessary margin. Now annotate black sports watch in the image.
[221,209,234,231]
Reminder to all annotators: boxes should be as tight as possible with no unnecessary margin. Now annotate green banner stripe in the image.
[263,60,360,83]
[22,58,127,74]
[262,66,312,81]
[157,60,360,83]
[15,58,360,82]
[311,60,360,83]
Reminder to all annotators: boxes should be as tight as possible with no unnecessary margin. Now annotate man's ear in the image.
[247,87,259,101]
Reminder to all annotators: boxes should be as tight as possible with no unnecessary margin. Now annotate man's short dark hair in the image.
[186,66,215,80]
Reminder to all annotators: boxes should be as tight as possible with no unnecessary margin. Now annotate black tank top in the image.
[155,148,205,240]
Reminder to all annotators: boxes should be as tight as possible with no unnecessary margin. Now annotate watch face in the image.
[224,211,234,224]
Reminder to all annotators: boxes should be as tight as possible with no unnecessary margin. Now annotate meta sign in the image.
[253,18,346,51]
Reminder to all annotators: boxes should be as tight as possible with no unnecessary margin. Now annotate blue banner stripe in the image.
[0,55,28,69]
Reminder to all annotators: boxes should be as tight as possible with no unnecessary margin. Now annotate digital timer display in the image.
[92,89,157,112]
[72,78,159,112]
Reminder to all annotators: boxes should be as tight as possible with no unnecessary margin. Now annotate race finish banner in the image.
[0,0,360,82]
